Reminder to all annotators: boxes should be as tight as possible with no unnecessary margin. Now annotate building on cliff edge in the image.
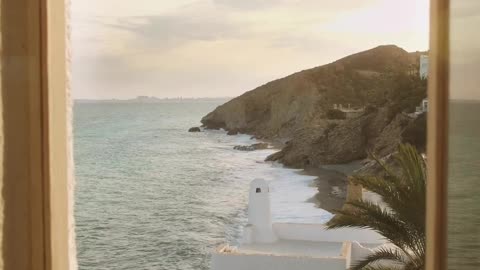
[419,55,429,79]
[211,179,388,270]
[407,98,428,118]
[333,104,365,119]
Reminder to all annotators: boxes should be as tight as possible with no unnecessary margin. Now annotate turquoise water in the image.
[73,100,480,269]
[448,101,480,269]
[73,101,330,270]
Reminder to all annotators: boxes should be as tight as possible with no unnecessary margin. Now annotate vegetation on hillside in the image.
[386,74,427,120]
[314,70,426,121]
[326,109,346,120]
[326,144,426,269]
[402,113,427,152]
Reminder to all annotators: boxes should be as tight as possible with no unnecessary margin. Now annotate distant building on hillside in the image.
[408,98,428,118]
[416,98,428,113]
[333,104,365,119]
[419,55,429,79]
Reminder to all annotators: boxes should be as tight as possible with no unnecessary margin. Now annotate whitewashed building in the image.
[211,179,387,270]
[333,104,365,119]
[419,55,429,79]
[414,98,428,116]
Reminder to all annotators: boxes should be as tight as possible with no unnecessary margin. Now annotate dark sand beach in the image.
[301,161,365,213]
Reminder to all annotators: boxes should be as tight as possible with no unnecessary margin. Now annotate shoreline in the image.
[214,129,366,218]
[251,135,364,215]
[301,168,348,213]
[300,161,364,213]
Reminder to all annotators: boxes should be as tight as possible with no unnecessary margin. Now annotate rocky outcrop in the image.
[227,129,240,135]
[265,108,416,167]
[202,45,420,140]
[234,143,269,151]
[201,45,426,168]
[188,127,201,132]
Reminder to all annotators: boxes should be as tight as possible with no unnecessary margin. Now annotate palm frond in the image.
[350,247,406,270]
[327,144,426,269]
[327,200,418,255]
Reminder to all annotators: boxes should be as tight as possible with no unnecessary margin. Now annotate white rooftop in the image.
[211,179,386,270]
[239,239,344,258]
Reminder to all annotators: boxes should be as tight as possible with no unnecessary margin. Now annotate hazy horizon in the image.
[72,0,435,100]
[72,0,480,100]
[75,96,234,100]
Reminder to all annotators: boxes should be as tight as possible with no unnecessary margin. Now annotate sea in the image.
[74,100,480,270]
[73,100,332,270]
[448,101,480,269]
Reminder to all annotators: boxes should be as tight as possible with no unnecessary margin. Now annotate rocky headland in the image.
[200,45,427,210]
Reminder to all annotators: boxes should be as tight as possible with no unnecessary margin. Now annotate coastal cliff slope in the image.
[201,45,426,166]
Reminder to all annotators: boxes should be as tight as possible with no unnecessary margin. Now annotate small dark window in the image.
[256,188,261,193]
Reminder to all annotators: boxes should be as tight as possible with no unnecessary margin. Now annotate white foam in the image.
[207,131,333,224]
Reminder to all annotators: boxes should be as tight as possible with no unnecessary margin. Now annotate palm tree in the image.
[326,144,426,270]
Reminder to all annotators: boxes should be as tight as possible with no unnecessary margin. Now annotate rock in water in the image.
[227,129,239,135]
[188,127,201,132]
[234,143,268,151]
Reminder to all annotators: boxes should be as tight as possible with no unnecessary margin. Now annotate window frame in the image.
[40,0,72,269]
[29,0,451,269]
[426,0,450,269]
[1,0,70,269]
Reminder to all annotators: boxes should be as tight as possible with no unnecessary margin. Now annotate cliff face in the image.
[201,45,426,166]
[201,72,324,139]
[266,109,415,167]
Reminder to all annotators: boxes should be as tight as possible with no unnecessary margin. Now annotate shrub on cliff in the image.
[324,122,339,137]
[326,109,346,120]
[363,105,378,115]
[327,144,426,269]
[402,113,427,151]
[386,74,427,120]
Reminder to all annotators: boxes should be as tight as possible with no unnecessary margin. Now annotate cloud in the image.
[71,0,430,99]
[94,0,383,51]
[213,0,287,10]
[213,0,379,12]
[102,15,245,50]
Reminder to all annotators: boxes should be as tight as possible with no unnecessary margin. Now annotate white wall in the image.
[212,252,346,270]
[212,224,386,270]
[419,55,429,78]
[247,179,277,243]
[272,223,384,244]
[349,242,376,268]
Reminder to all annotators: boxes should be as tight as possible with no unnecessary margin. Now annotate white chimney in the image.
[244,179,277,243]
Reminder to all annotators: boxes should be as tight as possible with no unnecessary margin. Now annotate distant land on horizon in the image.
[451,99,480,103]
[75,96,480,104]
[75,96,232,103]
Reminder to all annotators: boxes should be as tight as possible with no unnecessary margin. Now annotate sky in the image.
[71,0,432,99]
